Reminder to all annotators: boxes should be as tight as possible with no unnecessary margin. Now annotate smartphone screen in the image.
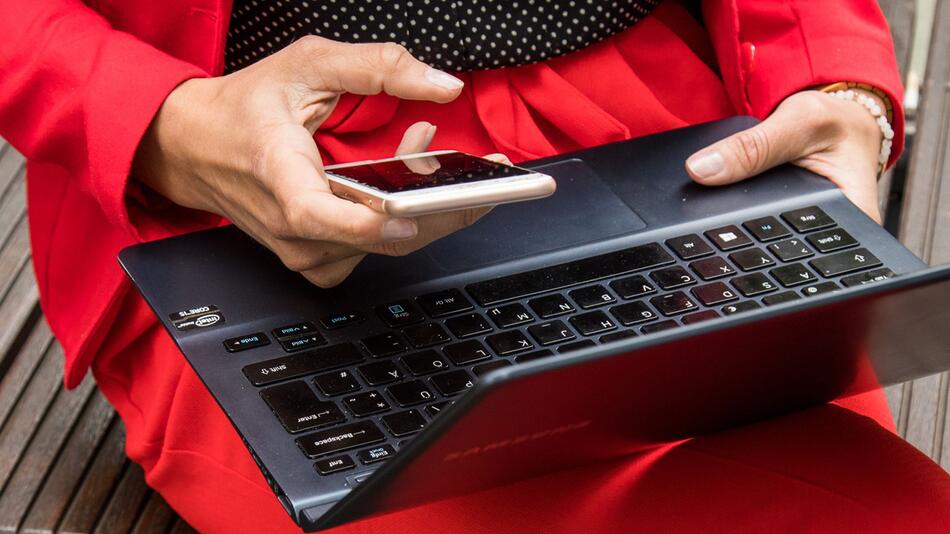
[327,153,530,193]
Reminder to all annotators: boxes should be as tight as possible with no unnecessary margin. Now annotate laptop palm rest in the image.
[422,159,646,271]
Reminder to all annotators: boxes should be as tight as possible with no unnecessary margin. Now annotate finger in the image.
[482,153,513,165]
[370,206,490,257]
[285,37,464,102]
[686,94,831,186]
[395,122,437,156]
[265,139,419,246]
[299,254,367,288]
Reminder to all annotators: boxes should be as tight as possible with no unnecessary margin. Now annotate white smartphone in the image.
[323,150,556,217]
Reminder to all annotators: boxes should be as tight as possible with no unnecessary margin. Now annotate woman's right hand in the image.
[133,36,491,287]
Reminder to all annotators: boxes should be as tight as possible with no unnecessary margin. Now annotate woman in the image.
[2,0,949,531]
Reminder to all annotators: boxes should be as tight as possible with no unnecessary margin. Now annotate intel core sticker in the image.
[171,305,225,331]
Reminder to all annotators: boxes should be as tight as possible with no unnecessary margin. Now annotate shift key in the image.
[243,343,364,386]
[297,421,385,458]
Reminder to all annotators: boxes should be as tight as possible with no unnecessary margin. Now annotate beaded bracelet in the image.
[825,89,895,179]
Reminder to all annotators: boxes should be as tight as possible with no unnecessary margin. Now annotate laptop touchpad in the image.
[423,159,646,272]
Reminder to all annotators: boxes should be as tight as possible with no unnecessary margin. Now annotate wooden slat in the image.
[0,170,26,251]
[0,377,95,532]
[130,492,179,534]
[0,342,64,493]
[0,320,53,430]
[0,261,41,371]
[92,463,152,534]
[167,518,198,534]
[0,143,24,202]
[0,215,31,304]
[57,422,130,534]
[20,392,116,533]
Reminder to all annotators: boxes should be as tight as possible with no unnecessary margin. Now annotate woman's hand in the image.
[685,90,886,223]
[134,36,497,288]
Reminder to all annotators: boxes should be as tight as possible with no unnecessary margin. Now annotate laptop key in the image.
[767,238,814,262]
[600,330,637,343]
[224,332,270,353]
[431,370,475,396]
[681,310,720,325]
[260,381,346,433]
[810,248,882,278]
[319,311,365,330]
[361,332,408,358]
[557,340,596,354]
[610,301,658,326]
[609,275,657,299]
[279,333,327,352]
[806,228,858,253]
[515,349,554,363]
[569,311,617,336]
[357,360,403,385]
[743,216,791,242]
[650,266,697,290]
[296,420,385,458]
[402,322,451,348]
[530,294,576,318]
[486,303,534,328]
[728,248,775,271]
[650,292,698,316]
[243,343,364,387]
[802,281,840,297]
[690,257,736,280]
[473,360,513,376]
[666,234,714,260]
[445,340,493,364]
[528,321,576,346]
[485,331,534,356]
[382,409,427,437]
[402,350,450,375]
[762,291,802,306]
[731,273,778,297]
[273,322,318,339]
[444,313,493,338]
[358,444,396,464]
[426,401,452,417]
[692,282,738,306]
[841,268,897,287]
[705,225,753,251]
[387,380,436,407]
[465,242,673,306]
[376,300,425,328]
[770,263,818,287]
[314,370,361,397]
[569,285,616,309]
[781,206,835,233]
[641,320,679,334]
[315,455,355,475]
[343,391,391,417]
[416,289,473,318]
[722,301,761,315]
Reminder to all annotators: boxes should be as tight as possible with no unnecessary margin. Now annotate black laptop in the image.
[119,116,950,530]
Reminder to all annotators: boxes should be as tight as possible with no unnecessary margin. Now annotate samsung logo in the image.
[443,420,592,462]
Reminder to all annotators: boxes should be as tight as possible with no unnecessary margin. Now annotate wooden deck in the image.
[0,1,947,531]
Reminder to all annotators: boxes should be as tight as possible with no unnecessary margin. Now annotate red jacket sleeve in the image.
[702,0,905,166]
[0,0,208,235]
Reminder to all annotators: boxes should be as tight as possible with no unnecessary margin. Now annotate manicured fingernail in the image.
[383,219,417,240]
[686,151,725,179]
[425,67,464,90]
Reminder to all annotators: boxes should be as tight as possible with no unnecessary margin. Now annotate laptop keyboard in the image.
[225,206,898,477]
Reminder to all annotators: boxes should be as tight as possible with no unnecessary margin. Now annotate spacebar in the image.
[466,242,674,306]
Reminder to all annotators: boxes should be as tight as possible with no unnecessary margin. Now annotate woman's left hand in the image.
[685,90,887,223]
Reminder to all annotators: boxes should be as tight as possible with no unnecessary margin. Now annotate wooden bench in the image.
[0,2,946,531]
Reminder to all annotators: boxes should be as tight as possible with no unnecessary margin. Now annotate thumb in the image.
[686,97,820,186]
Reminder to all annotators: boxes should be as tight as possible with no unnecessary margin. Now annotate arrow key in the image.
[810,248,882,278]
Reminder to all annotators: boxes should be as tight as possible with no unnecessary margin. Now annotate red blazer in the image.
[0,0,904,388]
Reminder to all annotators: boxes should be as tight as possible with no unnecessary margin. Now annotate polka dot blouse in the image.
[225,0,660,73]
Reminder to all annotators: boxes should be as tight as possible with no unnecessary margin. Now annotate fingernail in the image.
[686,151,725,180]
[424,124,437,147]
[382,218,417,240]
[425,67,464,90]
